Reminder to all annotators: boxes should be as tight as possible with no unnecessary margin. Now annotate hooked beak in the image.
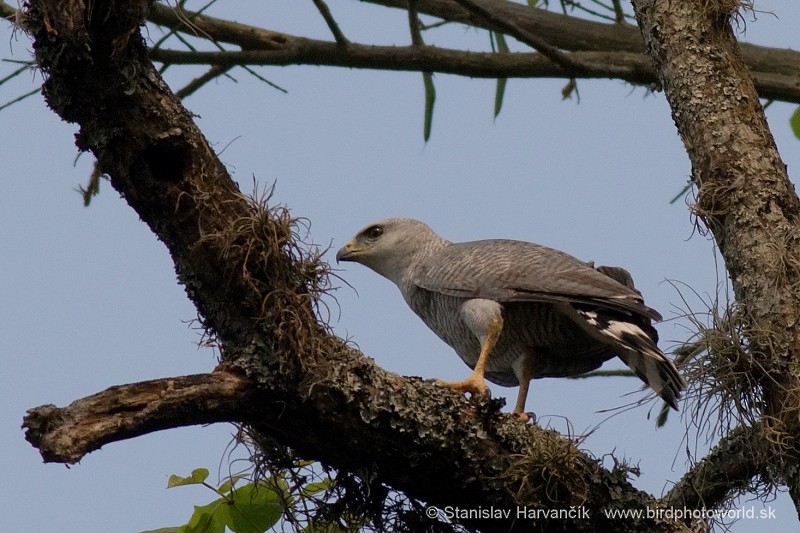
[336,240,360,263]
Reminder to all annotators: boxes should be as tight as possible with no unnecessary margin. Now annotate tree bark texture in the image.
[631,0,800,517]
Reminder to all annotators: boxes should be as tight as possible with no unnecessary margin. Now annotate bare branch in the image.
[23,370,258,463]
[175,64,233,98]
[149,42,654,81]
[451,0,592,73]
[149,46,800,103]
[311,0,349,45]
[360,0,800,101]
[145,2,800,103]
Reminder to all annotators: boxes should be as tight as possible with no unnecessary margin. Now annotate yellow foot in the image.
[436,375,490,397]
[514,411,536,424]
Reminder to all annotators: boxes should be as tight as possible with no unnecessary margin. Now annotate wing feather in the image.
[412,240,661,321]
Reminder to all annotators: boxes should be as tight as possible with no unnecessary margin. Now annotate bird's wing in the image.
[412,239,661,321]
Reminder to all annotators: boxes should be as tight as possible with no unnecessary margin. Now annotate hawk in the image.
[336,218,685,420]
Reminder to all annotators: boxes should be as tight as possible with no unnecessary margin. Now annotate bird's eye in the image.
[366,225,384,239]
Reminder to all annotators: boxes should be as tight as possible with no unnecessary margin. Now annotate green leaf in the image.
[300,478,334,498]
[422,72,436,141]
[185,500,227,533]
[168,468,210,488]
[494,78,507,119]
[222,483,284,533]
[790,106,800,139]
[273,476,290,495]
[655,402,670,428]
[217,474,248,495]
[493,33,509,118]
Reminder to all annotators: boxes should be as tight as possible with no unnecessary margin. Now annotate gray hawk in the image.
[336,218,685,420]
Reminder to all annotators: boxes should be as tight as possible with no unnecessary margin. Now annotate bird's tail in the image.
[578,310,686,409]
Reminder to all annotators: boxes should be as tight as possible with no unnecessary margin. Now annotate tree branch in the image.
[144,2,800,103]
[360,0,800,102]
[23,370,257,463]
[663,424,769,510]
[451,0,591,72]
[174,64,234,99]
[631,0,800,515]
[150,41,654,81]
[149,45,800,103]
[23,363,692,532]
[311,0,349,45]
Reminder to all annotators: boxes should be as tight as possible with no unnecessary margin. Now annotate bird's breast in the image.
[402,286,614,381]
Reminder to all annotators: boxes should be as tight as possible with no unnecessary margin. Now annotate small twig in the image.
[175,64,234,98]
[239,65,288,94]
[420,19,449,31]
[0,63,30,86]
[563,0,617,22]
[407,0,424,47]
[452,0,593,74]
[311,0,349,46]
[0,87,38,112]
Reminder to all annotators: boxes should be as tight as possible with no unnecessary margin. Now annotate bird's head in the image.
[336,218,446,284]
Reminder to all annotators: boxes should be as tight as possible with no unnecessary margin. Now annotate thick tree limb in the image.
[663,424,769,510]
[23,370,257,464]
[364,0,800,74]
[632,0,800,518]
[23,363,690,533]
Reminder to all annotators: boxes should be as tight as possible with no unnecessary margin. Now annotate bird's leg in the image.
[437,314,502,397]
[512,351,536,423]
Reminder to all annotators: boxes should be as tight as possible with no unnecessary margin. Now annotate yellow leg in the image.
[512,351,536,423]
[438,315,503,397]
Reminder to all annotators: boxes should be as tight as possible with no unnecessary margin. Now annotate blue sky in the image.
[1,2,798,531]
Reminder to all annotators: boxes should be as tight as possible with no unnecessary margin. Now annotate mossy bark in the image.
[632,0,800,517]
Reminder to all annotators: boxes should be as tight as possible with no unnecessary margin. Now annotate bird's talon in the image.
[515,411,536,424]
[436,377,490,398]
